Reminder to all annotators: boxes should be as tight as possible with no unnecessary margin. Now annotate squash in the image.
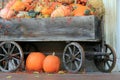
[22,0,33,3]
[5,0,16,9]
[41,6,53,16]
[34,2,43,12]
[10,0,26,11]
[0,8,16,19]
[57,0,74,4]
[72,4,91,16]
[43,52,60,73]
[51,5,72,18]
[50,2,62,10]
[26,52,46,72]
[77,0,88,6]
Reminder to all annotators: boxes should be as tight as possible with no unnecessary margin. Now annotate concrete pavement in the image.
[0,72,120,80]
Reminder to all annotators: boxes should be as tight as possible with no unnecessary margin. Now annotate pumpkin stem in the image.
[52,52,55,56]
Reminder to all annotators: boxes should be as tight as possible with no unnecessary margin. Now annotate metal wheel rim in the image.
[94,44,116,72]
[63,42,85,73]
[0,41,23,72]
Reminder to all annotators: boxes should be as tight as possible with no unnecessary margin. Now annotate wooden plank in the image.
[0,15,100,41]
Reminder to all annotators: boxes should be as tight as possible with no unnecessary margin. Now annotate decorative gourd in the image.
[72,4,91,16]
[24,1,37,11]
[41,6,53,16]
[43,52,60,73]
[10,0,25,11]
[50,2,62,10]
[51,5,72,18]
[5,0,16,9]
[34,2,43,12]
[26,52,46,72]
[22,0,33,3]
[77,0,88,6]
[0,8,15,19]
[57,0,74,4]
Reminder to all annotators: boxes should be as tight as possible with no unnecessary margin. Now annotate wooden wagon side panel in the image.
[0,15,100,41]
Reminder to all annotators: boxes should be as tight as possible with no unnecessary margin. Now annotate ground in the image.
[0,72,120,80]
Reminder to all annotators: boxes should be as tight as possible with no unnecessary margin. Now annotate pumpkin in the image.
[50,2,62,10]
[0,8,16,19]
[51,5,72,18]
[41,6,53,16]
[10,0,26,11]
[24,1,37,11]
[57,0,74,4]
[26,52,46,72]
[43,52,60,73]
[72,4,91,16]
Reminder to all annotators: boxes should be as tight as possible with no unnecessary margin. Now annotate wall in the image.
[116,0,120,71]
[103,0,119,71]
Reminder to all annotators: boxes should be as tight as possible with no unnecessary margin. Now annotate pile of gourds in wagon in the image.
[0,0,95,19]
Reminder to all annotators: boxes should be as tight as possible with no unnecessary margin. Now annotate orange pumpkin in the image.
[50,2,62,10]
[41,6,53,16]
[10,1,26,11]
[51,5,72,18]
[26,52,46,72]
[72,4,91,16]
[43,52,60,73]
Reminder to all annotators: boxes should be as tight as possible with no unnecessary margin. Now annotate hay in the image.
[86,0,105,20]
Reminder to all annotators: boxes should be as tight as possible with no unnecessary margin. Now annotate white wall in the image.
[116,0,120,71]
[103,0,120,71]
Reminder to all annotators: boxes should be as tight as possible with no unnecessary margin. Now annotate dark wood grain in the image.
[0,15,100,42]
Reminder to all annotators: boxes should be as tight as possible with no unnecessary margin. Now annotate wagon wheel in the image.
[94,44,116,72]
[0,41,23,72]
[63,42,85,73]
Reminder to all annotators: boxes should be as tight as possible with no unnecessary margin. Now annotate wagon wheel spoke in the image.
[4,61,8,69]
[106,61,111,69]
[94,44,116,72]
[75,58,81,62]
[0,58,6,62]
[1,46,8,54]
[9,45,15,55]
[75,51,80,57]
[0,54,5,56]
[68,47,73,55]
[74,61,79,69]
[63,42,85,73]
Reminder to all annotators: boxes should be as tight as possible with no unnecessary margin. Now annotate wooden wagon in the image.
[0,15,116,73]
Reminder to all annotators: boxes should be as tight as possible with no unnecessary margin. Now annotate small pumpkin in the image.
[10,0,26,11]
[43,52,60,73]
[26,52,46,72]
[51,5,72,18]
[41,6,53,16]
[72,4,91,16]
